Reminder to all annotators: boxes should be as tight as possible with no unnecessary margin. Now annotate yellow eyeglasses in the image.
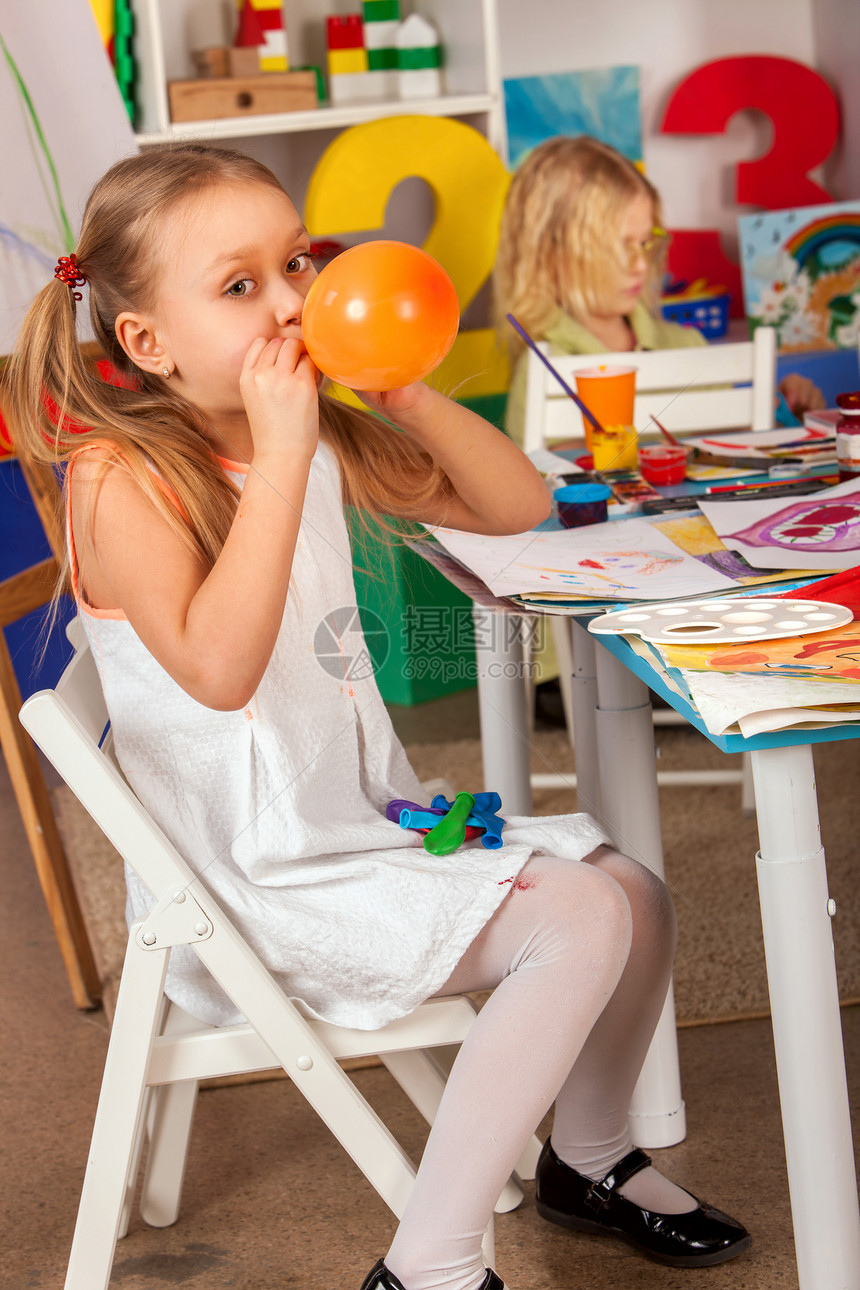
[621,227,668,269]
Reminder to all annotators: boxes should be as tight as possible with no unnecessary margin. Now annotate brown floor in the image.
[4,686,860,1290]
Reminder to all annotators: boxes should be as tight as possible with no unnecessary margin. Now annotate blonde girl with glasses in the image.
[494,134,824,450]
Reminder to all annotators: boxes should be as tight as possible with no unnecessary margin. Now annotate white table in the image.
[471,602,860,1290]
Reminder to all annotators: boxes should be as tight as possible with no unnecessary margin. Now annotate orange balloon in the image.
[301,240,460,391]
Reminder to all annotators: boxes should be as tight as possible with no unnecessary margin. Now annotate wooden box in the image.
[167,71,318,122]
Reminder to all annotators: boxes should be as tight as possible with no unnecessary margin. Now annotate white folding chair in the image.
[521,327,777,803]
[20,620,541,1290]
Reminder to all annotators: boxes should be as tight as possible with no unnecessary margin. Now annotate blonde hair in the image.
[7,142,449,589]
[493,135,666,359]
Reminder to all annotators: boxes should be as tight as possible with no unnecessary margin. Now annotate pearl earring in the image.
[162,366,170,378]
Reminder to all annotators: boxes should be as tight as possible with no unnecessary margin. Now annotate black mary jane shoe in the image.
[360,1259,504,1290]
[535,1140,752,1268]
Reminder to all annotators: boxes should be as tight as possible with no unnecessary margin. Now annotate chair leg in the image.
[64,936,169,1290]
[195,926,422,1220]
[139,1003,203,1228]
[140,1079,200,1227]
[381,1048,526,1213]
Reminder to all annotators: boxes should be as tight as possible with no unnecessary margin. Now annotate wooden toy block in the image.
[228,45,264,76]
[167,71,318,122]
[327,46,369,76]
[192,47,232,78]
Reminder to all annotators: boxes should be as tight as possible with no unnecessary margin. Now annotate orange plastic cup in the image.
[574,365,637,465]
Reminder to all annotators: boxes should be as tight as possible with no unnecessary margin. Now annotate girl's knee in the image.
[588,848,677,950]
[569,861,634,954]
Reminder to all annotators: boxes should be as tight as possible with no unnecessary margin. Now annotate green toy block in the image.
[363,0,401,21]
[367,47,398,70]
[397,45,442,70]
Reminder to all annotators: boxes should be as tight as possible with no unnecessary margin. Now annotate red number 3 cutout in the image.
[661,55,840,210]
[660,56,840,314]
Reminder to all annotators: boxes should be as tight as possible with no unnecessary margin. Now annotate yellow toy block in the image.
[327,47,369,76]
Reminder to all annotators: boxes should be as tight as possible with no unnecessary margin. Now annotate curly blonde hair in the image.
[493,135,666,359]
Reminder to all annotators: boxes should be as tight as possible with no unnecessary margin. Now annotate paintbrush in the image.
[648,414,687,451]
[505,313,627,501]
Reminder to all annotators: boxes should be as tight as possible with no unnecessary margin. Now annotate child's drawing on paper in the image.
[739,201,860,351]
[699,481,860,571]
[729,497,860,554]
[662,621,860,682]
[653,513,811,585]
[521,548,683,596]
[427,519,739,599]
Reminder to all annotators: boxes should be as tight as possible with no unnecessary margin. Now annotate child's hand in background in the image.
[778,372,826,417]
[240,336,319,460]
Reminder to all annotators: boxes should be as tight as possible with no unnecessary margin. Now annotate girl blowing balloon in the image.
[10,143,750,1290]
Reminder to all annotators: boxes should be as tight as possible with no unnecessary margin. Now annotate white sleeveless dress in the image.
[72,440,610,1029]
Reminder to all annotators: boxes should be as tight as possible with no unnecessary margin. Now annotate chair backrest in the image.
[521,325,777,452]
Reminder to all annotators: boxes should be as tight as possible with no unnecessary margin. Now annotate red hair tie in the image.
[54,254,86,301]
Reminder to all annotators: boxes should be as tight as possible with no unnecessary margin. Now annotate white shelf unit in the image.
[132,0,507,157]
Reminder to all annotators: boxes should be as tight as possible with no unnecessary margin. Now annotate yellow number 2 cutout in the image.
[304,114,511,404]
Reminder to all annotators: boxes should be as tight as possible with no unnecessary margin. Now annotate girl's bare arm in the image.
[359,382,551,534]
[73,339,318,711]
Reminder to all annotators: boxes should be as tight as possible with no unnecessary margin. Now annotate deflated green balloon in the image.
[423,792,476,856]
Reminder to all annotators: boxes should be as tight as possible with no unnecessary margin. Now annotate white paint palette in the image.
[589,596,853,645]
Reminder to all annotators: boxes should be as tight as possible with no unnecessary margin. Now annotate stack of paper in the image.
[623,633,860,737]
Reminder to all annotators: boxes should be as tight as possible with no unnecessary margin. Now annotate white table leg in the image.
[473,607,533,815]
[593,641,686,1148]
[751,744,860,1290]
[569,621,601,819]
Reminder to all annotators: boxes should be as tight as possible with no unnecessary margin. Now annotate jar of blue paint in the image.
[554,482,611,528]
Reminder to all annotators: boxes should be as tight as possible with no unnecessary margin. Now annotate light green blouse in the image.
[504,301,708,448]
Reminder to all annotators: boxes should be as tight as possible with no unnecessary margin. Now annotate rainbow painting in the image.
[739,201,860,352]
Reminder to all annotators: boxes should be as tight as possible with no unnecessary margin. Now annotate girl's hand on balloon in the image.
[354,380,430,418]
[240,336,319,461]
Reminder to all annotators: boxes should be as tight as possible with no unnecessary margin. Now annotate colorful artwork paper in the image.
[660,620,860,684]
[428,520,738,601]
[699,479,860,572]
[739,201,860,351]
[502,67,642,171]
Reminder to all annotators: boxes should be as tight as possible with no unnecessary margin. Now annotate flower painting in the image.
[739,202,860,352]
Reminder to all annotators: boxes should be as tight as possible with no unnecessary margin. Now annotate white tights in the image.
[384,847,681,1290]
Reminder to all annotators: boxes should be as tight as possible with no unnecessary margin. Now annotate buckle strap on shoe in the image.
[584,1148,653,1213]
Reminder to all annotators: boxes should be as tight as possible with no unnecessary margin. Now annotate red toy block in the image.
[326,14,364,50]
